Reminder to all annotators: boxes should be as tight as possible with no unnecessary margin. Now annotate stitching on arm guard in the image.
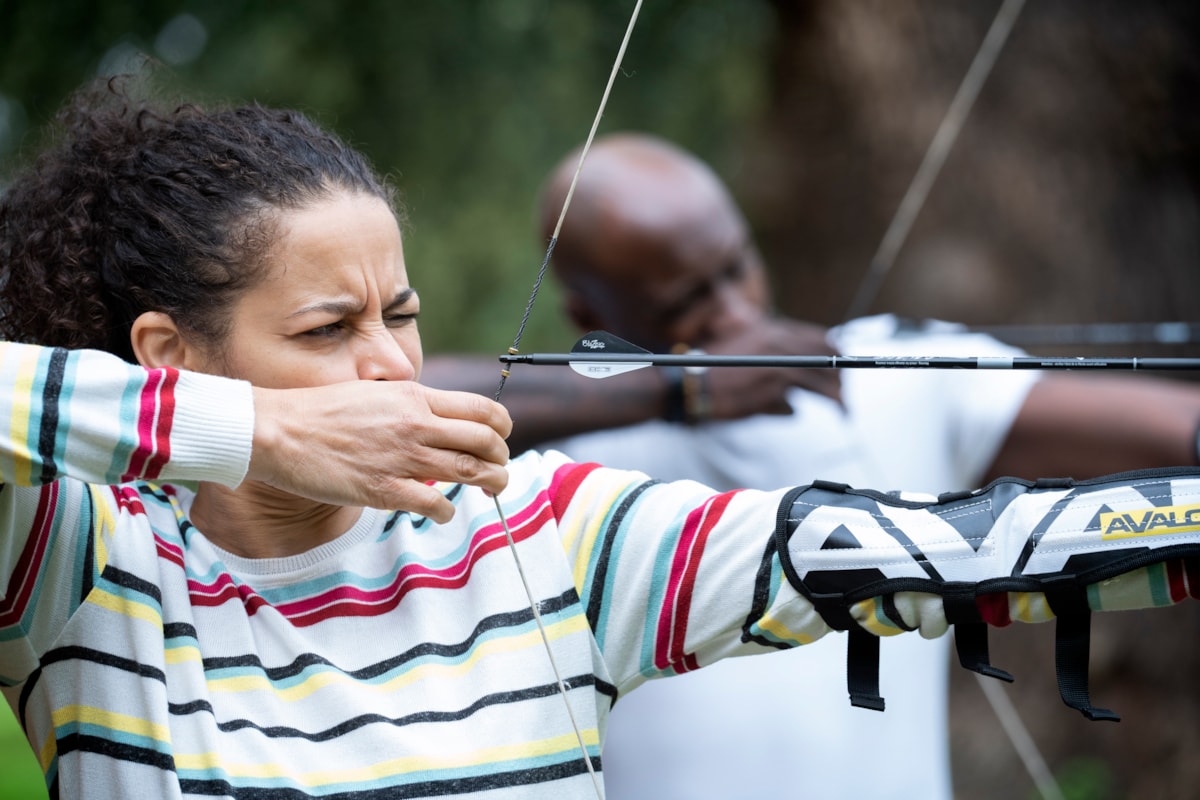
[774,469,1200,720]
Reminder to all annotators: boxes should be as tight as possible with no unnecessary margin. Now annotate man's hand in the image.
[248,381,512,522]
[701,317,842,418]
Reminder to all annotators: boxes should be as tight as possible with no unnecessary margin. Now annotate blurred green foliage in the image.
[0,3,773,792]
[0,0,776,355]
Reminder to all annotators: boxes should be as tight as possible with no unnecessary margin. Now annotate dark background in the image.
[3,2,1199,798]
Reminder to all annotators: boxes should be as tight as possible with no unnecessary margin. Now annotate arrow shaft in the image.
[502,353,1200,370]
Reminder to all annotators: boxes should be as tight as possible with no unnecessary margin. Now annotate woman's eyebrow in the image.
[287,299,361,319]
[289,288,415,319]
[383,288,416,312]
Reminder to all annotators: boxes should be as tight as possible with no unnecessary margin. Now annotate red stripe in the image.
[0,483,59,628]
[655,492,736,672]
[1166,559,1188,604]
[124,370,165,480]
[113,485,146,516]
[188,492,557,627]
[976,592,1012,627]
[143,368,178,480]
[549,462,603,521]
[155,534,185,569]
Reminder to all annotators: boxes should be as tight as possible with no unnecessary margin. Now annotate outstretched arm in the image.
[778,472,1200,719]
[1,342,512,523]
[423,316,843,454]
[986,373,1200,482]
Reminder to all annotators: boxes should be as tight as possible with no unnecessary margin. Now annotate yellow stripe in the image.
[36,730,56,772]
[164,642,203,665]
[207,614,589,701]
[853,597,904,637]
[1012,592,1054,623]
[175,729,600,781]
[88,588,165,629]
[88,484,117,575]
[755,612,815,646]
[8,346,40,486]
[559,478,626,590]
[51,705,171,744]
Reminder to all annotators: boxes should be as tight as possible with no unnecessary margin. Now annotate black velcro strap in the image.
[846,628,885,711]
[944,586,1014,682]
[953,623,1015,683]
[1045,588,1120,722]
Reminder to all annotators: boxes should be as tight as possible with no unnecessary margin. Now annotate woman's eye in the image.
[385,312,418,327]
[303,322,344,337]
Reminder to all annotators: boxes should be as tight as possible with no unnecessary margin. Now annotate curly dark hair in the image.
[0,76,395,361]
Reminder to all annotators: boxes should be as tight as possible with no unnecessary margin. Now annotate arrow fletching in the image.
[569,331,655,378]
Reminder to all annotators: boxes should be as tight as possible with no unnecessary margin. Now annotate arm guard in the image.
[775,468,1200,720]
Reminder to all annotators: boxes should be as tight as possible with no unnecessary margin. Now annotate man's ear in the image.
[130,311,203,370]
[563,290,603,333]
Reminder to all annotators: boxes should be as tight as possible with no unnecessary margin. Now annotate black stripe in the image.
[17,665,42,726]
[39,645,167,683]
[190,590,579,682]
[741,535,791,651]
[585,479,657,631]
[1015,490,1078,574]
[101,565,163,605]
[36,348,68,485]
[57,731,176,771]
[882,593,918,631]
[168,673,602,741]
[875,513,944,583]
[178,756,600,799]
[80,489,97,603]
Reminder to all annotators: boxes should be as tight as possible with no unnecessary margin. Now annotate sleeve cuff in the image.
[164,370,255,487]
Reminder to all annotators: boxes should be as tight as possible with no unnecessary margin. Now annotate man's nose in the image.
[356,329,416,381]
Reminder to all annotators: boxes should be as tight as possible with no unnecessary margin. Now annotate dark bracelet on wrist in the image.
[662,366,688,423]
[662,346,711,425]
[681,366,711,424]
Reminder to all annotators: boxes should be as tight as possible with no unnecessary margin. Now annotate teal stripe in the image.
[637,509,688,678]
[174,744,591,794]
[588,484,650,652]
[105,362,143,482]
[0,484,79,641]
[1147,561,1171,607]
[94,569,164,617]
[54,721,171,755]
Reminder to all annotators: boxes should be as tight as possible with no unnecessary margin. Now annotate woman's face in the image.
[195,191,422,388]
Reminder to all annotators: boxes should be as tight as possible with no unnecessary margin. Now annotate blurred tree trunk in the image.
[742,0,1200,336]
[741,3,1200,798]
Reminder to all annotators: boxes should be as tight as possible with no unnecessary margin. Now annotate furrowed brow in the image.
[384,288,416,312]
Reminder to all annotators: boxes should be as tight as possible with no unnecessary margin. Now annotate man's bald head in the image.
[538,133,771,352]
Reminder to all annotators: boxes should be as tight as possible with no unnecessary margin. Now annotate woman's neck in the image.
[189,480,363,559]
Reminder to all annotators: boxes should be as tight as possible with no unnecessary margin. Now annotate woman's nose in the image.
[357,329,416,381]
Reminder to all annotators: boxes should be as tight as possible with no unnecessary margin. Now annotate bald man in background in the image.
[423,133,1200,798]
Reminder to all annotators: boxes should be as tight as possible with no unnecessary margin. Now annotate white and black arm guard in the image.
[775,468,1200,721]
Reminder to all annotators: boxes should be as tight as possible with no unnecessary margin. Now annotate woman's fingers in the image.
[248,382,513,514]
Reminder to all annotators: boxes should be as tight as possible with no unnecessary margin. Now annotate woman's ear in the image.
[130,311,201,370]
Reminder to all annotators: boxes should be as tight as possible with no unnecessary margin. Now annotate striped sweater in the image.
[0,342,823,799]
[2,341,1197,798]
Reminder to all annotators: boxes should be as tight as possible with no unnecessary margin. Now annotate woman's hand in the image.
[248,381,512,522]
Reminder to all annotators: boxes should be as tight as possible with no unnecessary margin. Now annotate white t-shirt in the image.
[545,315,1040,800]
